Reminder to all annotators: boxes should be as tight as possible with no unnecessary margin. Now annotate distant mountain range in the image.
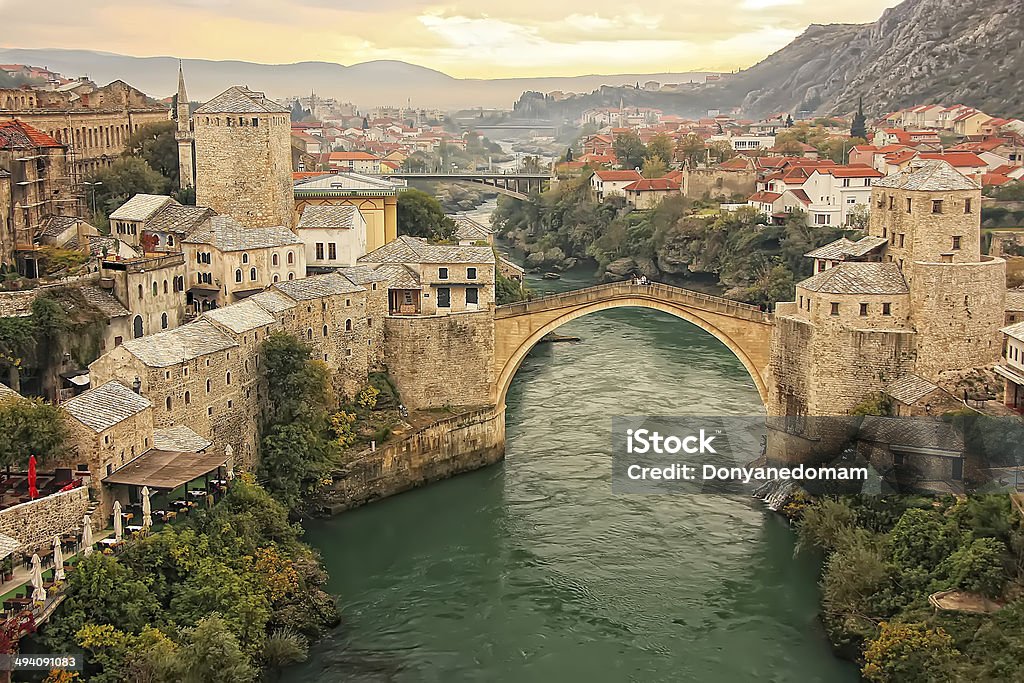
[0,48,712,110]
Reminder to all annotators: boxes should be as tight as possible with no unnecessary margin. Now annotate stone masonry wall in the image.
[683,168,756,200]
[327,406,505,511]
[0,487,90,552]
[384,310,495,410]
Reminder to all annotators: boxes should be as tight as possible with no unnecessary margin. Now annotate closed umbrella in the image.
[112,501,123,543]
[141,487,152,529]
[27,455,37,500]
[29,553,45,602]
[52,535,64,582]
[81,515,93,556]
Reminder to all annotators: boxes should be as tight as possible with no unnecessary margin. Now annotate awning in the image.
[102,449,226,490]
[188,285,220,294]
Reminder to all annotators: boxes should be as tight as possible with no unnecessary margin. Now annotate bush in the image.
[940,537,1008,598]
[862,622,959,682]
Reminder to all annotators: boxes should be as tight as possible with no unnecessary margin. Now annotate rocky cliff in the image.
[722,0,1023,117]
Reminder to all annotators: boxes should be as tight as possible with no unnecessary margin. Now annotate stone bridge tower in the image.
[174,63,194,190]
[192,86,294,228]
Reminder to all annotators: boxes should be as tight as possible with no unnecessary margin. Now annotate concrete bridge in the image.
[493,282,774,407]
[387,172,552,200]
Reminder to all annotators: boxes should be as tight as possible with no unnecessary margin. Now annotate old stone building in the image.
[191,86,294,229]
[99,253,188,340]
[769,160,1005,456]
[174,65,194,190]
[0,120,77,268]
[0,80,170,179]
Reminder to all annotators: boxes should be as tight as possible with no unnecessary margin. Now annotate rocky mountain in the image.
[720,0,1024,117]
[0,48,710,110]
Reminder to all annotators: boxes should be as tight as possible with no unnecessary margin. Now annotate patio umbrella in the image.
[27,455,37,500]
[29,553,45,602]
[141,486,152,529]
[112,501,123,543]
[81,515,93,556]
[52,535,64,581]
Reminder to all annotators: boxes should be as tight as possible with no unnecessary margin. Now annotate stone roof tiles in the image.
[145,204,215,236]
[798,262,908,295]
[153,425,212,453]
[335,265,390,285]
[296,205,359,230]
[202,299,277,334]
[63,380,152,433]
[183,215,300,251]
[79,285,130,318]
[38,215,81,238]
[109,194,175,222]
[358,235,494,265]
[272,272,364,301]
[804,236,888,260]
[873,160,980,192]
[368,263,421,289]
[194,86,289,114]
[1001,320,1024,342]
[1006,289,1024,312]
[247,290,297,313]
[884,373,941,405]
[452,216,493,242]
[120,319,237,367]
[293,172,405,194]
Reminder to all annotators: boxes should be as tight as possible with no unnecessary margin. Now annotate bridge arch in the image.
[493,283,773,410]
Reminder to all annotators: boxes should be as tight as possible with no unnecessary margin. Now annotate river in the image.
[284,262,858,682]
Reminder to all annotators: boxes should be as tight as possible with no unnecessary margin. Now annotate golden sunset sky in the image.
[1,0,904,77]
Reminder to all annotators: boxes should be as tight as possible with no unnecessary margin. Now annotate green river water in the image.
[284,267,858,682]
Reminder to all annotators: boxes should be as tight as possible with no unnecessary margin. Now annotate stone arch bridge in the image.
[493,282,774,407]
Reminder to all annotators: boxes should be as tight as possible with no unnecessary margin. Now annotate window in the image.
[323,325,329,337]
[952,236,962,250]
[814,214,830,225]
[272,253,279,266]
[438,267,449,280]
[225,372,231,385]
[888,196,894,210]
[842,178,850,187]
[899,234,905,248]
[830,302,839,316]
[964,198,972,214]
[184,391,191,406]
[345,298,350,306]
[437,287,451,308]
[893,453,904,466]
[288,272,295,280]
[208,407,213,416]
[166,397,172,411]
[467,267,477,280]
[152,281,158,296]
[315,243,324,260]
[250,267,257,281]
[466,287,479,305]
[345,319,352,331]
[163,280,168,294]
[328,243,337,260]
[161,312,168,329]
[287,251,294,264]
[882,302,892,315]
[235,269,242,283]
[242,253,249,264]
[307,328,313,340]
[206,379,211,393]
[859,303,868,316]
[932,200,943,214]
[905,198,912,213]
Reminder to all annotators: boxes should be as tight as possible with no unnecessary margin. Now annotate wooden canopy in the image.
[102,449,226,490]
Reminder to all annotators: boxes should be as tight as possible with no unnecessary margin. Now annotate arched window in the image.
[235,269,242,283]
[225,372,231,385]
[168,235,174,247]
[184,391,191,405]
[132,315,143,339]
[287,251,294,264]
[306,328,313,340]
[152,282,158,296]
[323,325,328,337]
[273,275,279,283]
[161,312,168,329]
[163,280,168,294]
[138,284,144,299]
[206,379,211,393]
[272,253,279,266]
[345,319,352,332]
[288,272,295,280]
[165,397,172,411]
[242,253,249,264]
[250,268,257,281]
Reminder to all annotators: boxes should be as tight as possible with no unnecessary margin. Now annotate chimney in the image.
[76,219,90,255]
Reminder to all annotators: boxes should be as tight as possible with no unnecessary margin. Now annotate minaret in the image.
[175,62,195,189]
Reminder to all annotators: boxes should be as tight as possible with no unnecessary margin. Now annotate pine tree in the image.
[850,97,868,140]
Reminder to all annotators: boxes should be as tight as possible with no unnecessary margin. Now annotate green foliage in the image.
[862,622,959,683]
[890,507,958,571]
[397,188,457,240]
[85,157,169,222]
[257,333,338,511]
[496,271,530,305]
[613,131,647,170]
[851,392,894,417]
[124,120,180,186]
[43,478,339,682]
[36,246,88,277]
[797,497,857,552]
[645,133,675,165]
[0,396,68,467]
[940,537,1007,598]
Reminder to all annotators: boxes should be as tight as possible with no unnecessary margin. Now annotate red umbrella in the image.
[27,455,37,500]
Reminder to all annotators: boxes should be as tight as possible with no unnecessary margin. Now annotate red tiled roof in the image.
[884,150,918,165]
[719,157,752,170]
[982,173,1012,187]
[785,189,811,205]
[991,164,1022,176]
[663,169,684,183]
[0,119,62,148]
[594,170,643,182]
[623,178,680,192]
[918,152,987,168]
[748,191,781,203]
[821,164,884,178]
[328,151,380,161]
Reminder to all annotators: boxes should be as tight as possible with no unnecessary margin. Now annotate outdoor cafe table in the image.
[126,525,143,534]
[187,489,207,500]
[97,538,119,548]
[4,597,31,613]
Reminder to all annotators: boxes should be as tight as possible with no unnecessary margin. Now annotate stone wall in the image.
[683,168,756,200]
[194,113,293,229]
[0,487,90,552]
[327,406,505,511]
[384,310,495,410]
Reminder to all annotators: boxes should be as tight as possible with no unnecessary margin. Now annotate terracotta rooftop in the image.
[0,119,61,148]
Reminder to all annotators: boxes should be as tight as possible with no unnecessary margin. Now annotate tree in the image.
[941,537,1008,598]
[862,622,959,683]
[0,396,68,467]
[495,272,529,305]
[125,120,179,186]
[397,188,456,240]
[889,508,957,571]
[86,157,169,222]
[613,131,647,170]
[641,156,668,179]
[675,134,706,167]
[646,133,675,165]
[851,97,868,140]
[179,615,256,683]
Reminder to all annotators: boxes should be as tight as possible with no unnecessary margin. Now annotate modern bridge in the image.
[493,282,774,407]
[387,172,553,200]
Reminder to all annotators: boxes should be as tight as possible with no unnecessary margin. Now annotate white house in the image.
[296,205,369,270]
[591,170,643,202]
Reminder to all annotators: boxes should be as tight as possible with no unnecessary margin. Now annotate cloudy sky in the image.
[2,0,904,77]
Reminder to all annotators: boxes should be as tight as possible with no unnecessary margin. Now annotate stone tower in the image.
[174,63,194,189]
[192,86,293,228]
